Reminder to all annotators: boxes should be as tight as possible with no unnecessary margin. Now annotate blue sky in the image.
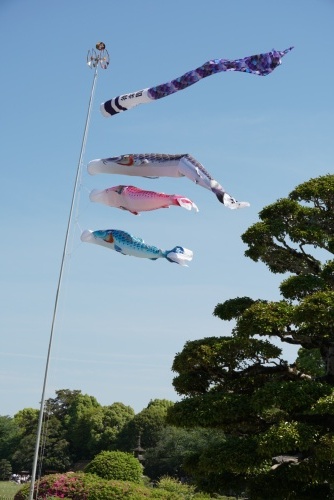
[1,0,333,417]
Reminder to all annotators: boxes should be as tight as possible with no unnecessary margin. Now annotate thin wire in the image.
[28,62,99,500]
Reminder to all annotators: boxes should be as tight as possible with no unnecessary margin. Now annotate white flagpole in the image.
[28,43,109,500]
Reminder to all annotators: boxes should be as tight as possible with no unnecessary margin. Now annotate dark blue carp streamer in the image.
[101,47,293,117]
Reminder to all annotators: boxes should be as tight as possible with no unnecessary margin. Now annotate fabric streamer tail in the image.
[213,190,250,210]
[165,246,193,266]
[175,197,199,212]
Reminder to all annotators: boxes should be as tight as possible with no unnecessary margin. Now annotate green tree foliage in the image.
[10,409,70,474]
[64,392,101,460]
[13,408,39,435]
[39,415,71,472]
[0,415,20,460]
[144,426,225,482]
[167,175,334,499]
[116,399,174,451]
[43,389,135,463]
[45,389,82,420]
[63,393,135,461]
[85,450,143,483]
[0,390,137,474]
[49,390,127,463]
[2,392,214,486]
[11,408,39,472]
[0,458,12,480]
[99,402,135,451]
[296,347,326,377]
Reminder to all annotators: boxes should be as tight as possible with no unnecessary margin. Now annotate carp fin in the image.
[120,206,140,215]
[114,245,125,254]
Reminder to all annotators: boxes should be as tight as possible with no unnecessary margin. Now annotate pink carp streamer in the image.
[89,185,199,215]
[101,47,293,117]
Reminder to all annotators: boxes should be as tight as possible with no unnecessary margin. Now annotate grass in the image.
[0,481,22,500]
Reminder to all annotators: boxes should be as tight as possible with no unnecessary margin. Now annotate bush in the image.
[14,473,141,499]
[156,476,195,496]
[155,476,212,499]
[13,472,221,499]
[87,479,155,499]
[13,482,30,500]
[85,451,143,483]
[14,472,88,499]
[14,473,174,499]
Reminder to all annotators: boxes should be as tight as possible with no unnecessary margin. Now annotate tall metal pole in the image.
[28,43,109,500]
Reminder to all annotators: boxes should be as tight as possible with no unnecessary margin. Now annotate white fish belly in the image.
[120,194,173,212]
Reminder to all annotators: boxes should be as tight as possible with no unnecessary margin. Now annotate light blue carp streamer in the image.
[81,229,193,266]
[101,47,293,116]
[97,229,162,257]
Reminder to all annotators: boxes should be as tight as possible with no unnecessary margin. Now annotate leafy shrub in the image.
[156,476,195,495]
[13,472,217,499]
[155,476,212,499]
[13,482,30,500]
[14,472,88,499]
[85,451,143,483]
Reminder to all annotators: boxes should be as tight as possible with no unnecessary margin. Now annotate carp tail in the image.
[165,246,193,266]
